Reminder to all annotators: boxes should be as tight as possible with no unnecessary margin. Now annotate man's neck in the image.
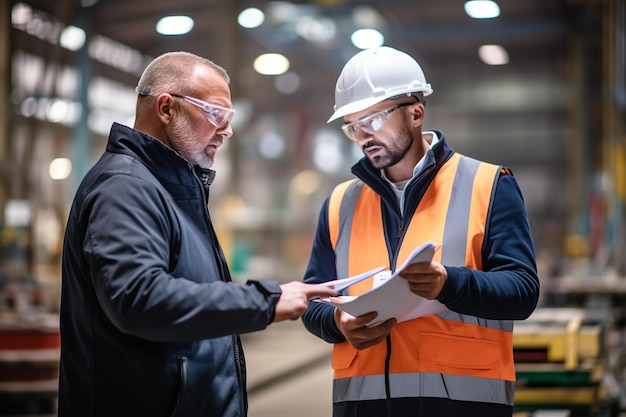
[383,133,433,182]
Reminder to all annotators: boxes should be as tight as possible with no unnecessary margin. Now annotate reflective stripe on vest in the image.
[334,372,513,404]
[327,153,515,406]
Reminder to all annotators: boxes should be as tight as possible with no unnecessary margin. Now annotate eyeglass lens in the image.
[341,101,414,141]
[171,94,235,128]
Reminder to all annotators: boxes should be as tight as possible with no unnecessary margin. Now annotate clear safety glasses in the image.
[170,94,235,128]
[341,99,417,141]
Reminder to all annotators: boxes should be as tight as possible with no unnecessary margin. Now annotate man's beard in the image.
[168,116,215,169]
[367,125,414,169]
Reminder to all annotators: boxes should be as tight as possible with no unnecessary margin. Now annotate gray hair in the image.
[136,51,230,97]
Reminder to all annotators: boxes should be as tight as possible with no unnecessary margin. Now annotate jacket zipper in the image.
[194,168,229,282]
[194,167,245,414]
[234,336,247,414]
[386,197,409,416]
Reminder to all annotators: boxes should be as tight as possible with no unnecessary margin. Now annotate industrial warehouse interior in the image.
[0,0,625,416]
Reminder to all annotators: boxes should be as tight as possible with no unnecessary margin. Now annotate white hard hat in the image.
[328,46,433,123]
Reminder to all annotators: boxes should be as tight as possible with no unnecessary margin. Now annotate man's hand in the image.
[334,308,396,350]
[273,282,336,323]
[398,261,447,299]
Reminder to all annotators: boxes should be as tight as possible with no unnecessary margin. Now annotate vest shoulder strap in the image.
[328,179,356,250]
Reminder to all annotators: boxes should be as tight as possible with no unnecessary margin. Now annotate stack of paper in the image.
[316,242,447,327]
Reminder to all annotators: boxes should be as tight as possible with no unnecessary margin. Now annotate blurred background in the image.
[0,0,625,416]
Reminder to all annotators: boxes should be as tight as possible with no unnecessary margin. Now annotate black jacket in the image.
[59,122,281,416]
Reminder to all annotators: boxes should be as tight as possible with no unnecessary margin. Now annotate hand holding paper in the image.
[315,242,448,327]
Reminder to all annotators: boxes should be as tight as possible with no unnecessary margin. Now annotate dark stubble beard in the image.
[367,124,415,170]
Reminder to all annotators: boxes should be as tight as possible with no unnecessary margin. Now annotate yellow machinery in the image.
[512,307,618,416]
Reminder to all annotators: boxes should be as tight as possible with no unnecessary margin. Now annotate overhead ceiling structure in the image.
[9,0,589,231]
[12,0,571,114]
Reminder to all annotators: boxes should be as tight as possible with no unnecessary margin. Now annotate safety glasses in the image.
[341,100,416,141]
[170,94,235,128]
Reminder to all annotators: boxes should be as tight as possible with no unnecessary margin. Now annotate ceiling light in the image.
[295,16,336,44]
[60,25,86,51]
[351,28,384,50]
[238,8,265,28]
[253,53,290,75]
[49,158,73,180]
[47,99,69,123]
[267,2,299,21]
[11,3,30,26]
[464,1,500,19]
[156,15,194,36]
[478,44,509,65]
[89,35,145,74]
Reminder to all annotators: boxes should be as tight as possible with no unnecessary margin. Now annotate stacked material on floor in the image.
[512,307,618,417]
[0,313,59,415]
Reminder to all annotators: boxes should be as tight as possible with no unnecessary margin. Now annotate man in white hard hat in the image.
[301,46,539,417]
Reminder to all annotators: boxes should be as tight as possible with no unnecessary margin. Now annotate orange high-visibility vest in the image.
[328,153,515,406]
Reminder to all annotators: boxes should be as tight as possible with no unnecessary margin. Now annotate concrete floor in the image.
[242,319,334,417]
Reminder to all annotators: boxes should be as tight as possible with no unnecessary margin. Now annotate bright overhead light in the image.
[11,3,30,26]
[60,25,86,51]
[156,15,194,36]
[238,8,265,29]
[49,158,72,180]
[295,16,336,44]
[47,99,69,123]
[464,1,500,19]
[351,28,384,50]
[253,53,290,75]
[478,44,509,65]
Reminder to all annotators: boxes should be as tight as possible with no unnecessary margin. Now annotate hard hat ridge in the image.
[328,46,433,123]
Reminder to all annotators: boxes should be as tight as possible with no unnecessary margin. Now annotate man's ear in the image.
[156,94,174,124]
[410,102,425,126]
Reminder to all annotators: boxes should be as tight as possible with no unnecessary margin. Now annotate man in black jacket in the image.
[59,51,334,417]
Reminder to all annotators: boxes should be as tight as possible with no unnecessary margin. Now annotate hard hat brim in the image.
[326,87,432,123]
[327,96,388,123]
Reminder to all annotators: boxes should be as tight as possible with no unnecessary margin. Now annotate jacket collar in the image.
[106,122,216,188]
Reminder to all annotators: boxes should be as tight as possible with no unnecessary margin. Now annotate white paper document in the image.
[316,242,448,327]
[315,266,387,293]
